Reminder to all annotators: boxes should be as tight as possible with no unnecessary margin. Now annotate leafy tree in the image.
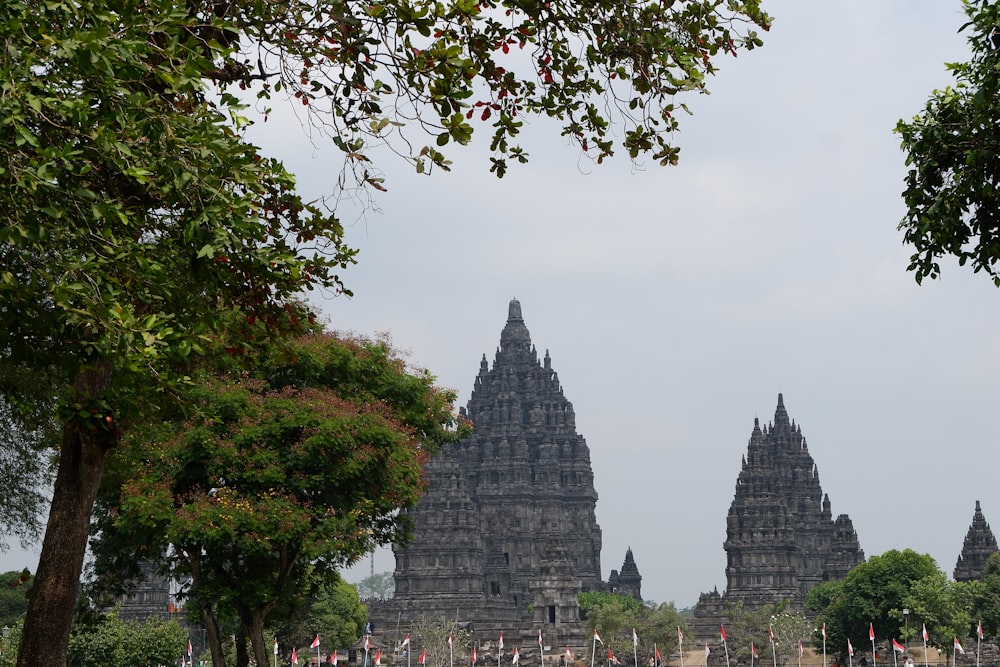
[406,617,472,667]
[90,333,464,667]
[899,571,976,652]
[579,592,686,664]
[269,574,367,654]
[66,609,187,667]
[896,0,1000,285]
[971,552,1000,638]
[808,550,941,659]
[0,572,31,629]
[356,572,396,600]
[3,0,770,662]
[724,601,808,667]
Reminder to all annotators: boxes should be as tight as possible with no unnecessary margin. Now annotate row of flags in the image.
[261,620,989,667]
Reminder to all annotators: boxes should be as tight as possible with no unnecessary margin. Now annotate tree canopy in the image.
[91,332,464,667]
[806,550,964,657]
[896,0,1000,285]
[2,0,770,663]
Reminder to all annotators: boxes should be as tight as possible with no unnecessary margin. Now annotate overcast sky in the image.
[4,1,997,609]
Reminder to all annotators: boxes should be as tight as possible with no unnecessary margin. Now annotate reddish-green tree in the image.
[91,333,465,667]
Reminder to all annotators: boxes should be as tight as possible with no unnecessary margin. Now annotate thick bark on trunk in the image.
[248,612,270,667]
[16,420,112,667]
[17,362,115,667]
[201,606,226,667]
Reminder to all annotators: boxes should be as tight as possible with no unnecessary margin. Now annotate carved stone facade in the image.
[954,500,998,582]
[693,395,863,637]
[608,548,642,601]
[371,299,631,646]
[118,561,171,622]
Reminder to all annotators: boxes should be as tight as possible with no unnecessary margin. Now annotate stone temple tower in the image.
[723,394,863,606]
[373,299,605,642]
[954,500,999,582]
[692,394,864,636]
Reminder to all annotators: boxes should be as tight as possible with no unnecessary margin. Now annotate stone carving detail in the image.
[954,500,998,582]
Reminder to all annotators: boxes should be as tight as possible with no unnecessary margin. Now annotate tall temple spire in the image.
[721,394,863,610]
[383,298,606,637]
[954,500,999,582]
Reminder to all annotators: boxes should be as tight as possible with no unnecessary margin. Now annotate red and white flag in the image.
[499,634,504,651]
[188,640,193,658]
[892,640,905,653]
[655,647,663,664]
[769,626,775,644]
[822,625,827,641]
[869,624,875,642]
[954,639,965,655]
[471,648,477,664]
[607,649,613,663]
[566,647,573,660]
[978,622,984,640]
[419,650,427,665]
[449,634,454,649]
[922,625,929,643]
[678,627,684,644]
[312,636,321,650]
[402,636,411,648]
[333,651,339,666]
[513,648,520,665]
[848,641,854,657]
[751,644,758,659]
[798,641,804,658]
[292,649,298,665]
[539,631,544,648]
[633,629,639,647]
[274,638,279,656]
[721,626,727,643]
[705,643,711,658]
[594,630,603,646]
[375,650,382,666]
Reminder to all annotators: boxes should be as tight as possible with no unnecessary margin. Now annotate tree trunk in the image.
[201,605,226,667]
[16,419,113,667]
[16,362,115,667]
[247,610,271,667]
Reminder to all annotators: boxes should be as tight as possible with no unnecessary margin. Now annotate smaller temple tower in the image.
[954,500,999,582]
[608,548,642,601]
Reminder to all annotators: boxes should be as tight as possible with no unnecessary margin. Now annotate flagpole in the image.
[633,636,638,667]
[274,639,278,667]
[653,644,658,667]
[450,635,454,667]
[722,632,730,667]
[977,624,981,667]
[893,644,897,667]
[871,625,877,667]
[678,629,684,667]
[769,627,776,667]
[822,629,826,667]
[591,634,597,667]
